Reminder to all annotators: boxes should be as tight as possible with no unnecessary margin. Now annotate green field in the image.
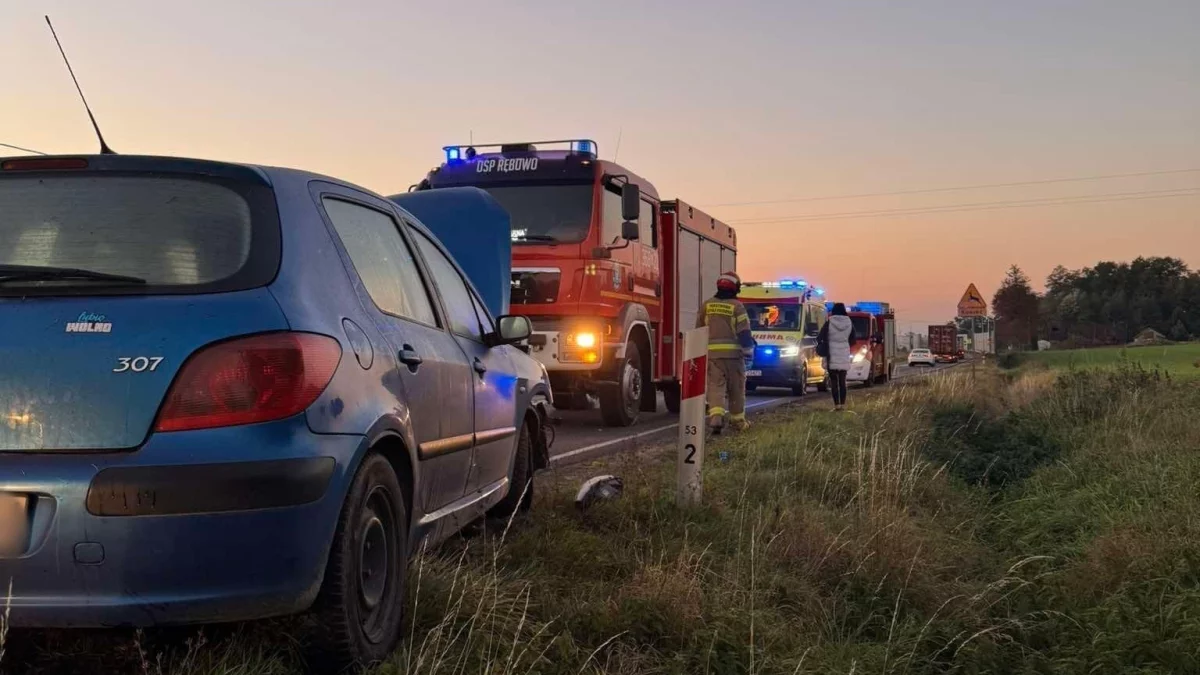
[1026,342,1200,378]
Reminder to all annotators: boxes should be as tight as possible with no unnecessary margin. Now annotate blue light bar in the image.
[814,287,826,296]
[854,301,885,315]
[571,140,596,156]
[446,147,462,163]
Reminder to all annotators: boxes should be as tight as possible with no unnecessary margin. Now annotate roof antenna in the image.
[613,128,623,162]
[0,142,48,156]
[45,15,115,155]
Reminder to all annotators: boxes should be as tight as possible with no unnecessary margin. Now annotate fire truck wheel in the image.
[600,342,643,427]
[663,382,681,414]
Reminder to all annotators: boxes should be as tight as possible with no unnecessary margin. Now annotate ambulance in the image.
[739,280,829,395]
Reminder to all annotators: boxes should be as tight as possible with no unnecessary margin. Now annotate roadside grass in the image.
[7,364,1200,674]
[1021,341,1200,379]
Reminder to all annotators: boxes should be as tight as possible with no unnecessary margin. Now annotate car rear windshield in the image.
[0,173,279,296]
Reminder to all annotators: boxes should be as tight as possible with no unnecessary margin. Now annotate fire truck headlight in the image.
[572,332,597,348]
[853,347,869,363]
[780,346,801,358]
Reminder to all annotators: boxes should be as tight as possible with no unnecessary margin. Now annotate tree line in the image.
[991,257,1200,350]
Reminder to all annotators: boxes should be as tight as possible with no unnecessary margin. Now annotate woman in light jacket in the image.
[819,303,856,410]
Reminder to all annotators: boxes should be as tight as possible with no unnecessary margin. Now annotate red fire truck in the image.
[845,302,897,386]
[412,140,738,426]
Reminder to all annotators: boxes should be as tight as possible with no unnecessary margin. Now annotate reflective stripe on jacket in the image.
[697,297,752,359]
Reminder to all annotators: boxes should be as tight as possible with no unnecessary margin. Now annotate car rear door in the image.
[407,227,520,496]
[317,189,475,512]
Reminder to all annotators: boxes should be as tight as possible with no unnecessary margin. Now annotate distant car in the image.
[908,349,937,367]
[0,154,555,667]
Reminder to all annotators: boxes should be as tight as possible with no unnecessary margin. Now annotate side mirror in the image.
[495,315,532,345]
[621,183,641,222]
[621,220,640,241]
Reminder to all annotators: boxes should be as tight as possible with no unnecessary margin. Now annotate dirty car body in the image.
[0,154,553,632]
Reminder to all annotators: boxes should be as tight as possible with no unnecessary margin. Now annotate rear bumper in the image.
[0,417,365,627]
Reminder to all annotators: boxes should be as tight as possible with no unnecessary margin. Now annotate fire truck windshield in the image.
[477,184,593,244]
[851,315,871,340]
[745,303,802,330]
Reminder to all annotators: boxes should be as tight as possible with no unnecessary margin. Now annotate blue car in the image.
[0,154,554,666]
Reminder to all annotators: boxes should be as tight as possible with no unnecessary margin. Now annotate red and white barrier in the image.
[677,327,708,506]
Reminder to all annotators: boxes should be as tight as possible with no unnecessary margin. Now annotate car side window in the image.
[321,197,437,326]
[469,290,495,336]
[410,229,484,341]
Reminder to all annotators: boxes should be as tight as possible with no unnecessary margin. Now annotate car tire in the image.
[310,453,409,670]
[600,342,642,427]
[817,375,828,393]
[663,382,681,414]
[489,419,534,519]
[791,364,807,396]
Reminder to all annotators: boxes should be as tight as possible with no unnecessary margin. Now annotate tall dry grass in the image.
[7,364,1199,674]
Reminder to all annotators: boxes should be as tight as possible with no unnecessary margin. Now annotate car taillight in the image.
[155,332,342,433]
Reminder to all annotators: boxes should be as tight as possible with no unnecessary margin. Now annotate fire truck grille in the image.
[511,269,561,305]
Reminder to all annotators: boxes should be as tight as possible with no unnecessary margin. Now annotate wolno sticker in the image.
[66,311,112,334]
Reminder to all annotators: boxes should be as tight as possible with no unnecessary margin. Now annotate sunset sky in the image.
[4,0,1197,332]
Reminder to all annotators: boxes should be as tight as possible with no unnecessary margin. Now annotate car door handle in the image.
[473,358,487,375]
[398,346,423,370]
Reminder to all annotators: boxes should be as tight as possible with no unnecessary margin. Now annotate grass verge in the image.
[8,364,1200,674]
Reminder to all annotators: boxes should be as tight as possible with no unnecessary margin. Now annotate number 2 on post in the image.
[684,443,697,464]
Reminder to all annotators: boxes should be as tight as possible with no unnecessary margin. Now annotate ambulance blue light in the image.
[780,280,796,289]
[814,287,826,296]
[764,347,775,356]
[446,147,462,163]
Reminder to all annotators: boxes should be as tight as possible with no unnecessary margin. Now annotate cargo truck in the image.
[408,140,738,426]
[928,324,959,363]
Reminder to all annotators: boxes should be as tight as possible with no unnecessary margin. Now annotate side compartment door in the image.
[409,228,521,496]
[318,193,475,513]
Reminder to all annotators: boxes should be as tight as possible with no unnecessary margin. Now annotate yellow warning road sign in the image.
[957,283,987,317]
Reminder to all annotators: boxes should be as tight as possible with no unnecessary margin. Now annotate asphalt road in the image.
[547,361,954,465]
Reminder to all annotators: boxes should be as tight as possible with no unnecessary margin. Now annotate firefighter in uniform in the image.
[696,271,756,432]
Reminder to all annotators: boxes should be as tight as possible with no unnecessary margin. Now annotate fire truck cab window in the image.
[601,187,624,245]
[639,199,656,248]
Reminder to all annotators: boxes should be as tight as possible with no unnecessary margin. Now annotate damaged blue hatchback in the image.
[0,154,553,666]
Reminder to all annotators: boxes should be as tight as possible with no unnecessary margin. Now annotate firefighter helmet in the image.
[717,271,741,292]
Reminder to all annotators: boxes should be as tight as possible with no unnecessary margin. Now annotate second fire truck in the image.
[844,301,897,386]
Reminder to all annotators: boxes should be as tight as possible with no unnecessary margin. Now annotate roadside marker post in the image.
[677,327,708,507]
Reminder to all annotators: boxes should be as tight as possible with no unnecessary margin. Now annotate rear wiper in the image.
[512,234,558,243]
[0,264,147,286]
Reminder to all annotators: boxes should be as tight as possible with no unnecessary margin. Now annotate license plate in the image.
[0,493,29,557]
[746,369,762,377]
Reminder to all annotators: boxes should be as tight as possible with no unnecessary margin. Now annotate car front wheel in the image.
[489,419,534,519]
[311,453,409,670]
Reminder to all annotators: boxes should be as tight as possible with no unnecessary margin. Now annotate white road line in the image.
[549,397,789,464]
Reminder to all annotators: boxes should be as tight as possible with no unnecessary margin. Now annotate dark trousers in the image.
[828,369,848,406]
